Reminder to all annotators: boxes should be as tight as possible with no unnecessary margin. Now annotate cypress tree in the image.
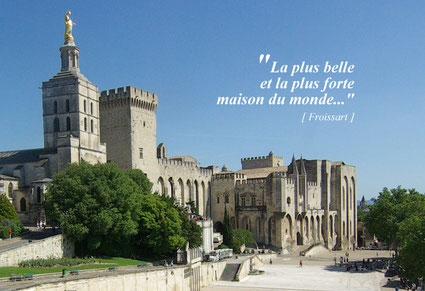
[222,206,233,247]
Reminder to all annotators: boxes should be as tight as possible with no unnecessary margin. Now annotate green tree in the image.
[45,162,204,258]
[364,186,422,249]
[397,212,425,279]
[222,206,233,247]
[364,186,425,280]
[232,229,255,253]
[44,162,143,257]
[0,194,19,221]
[136,194,186,256]
[127,169,152,194]
[0,195,25,238]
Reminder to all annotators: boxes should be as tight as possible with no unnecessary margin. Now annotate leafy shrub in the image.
[18,257,98,268]
[0,195,19,221]
[0,219,23,239]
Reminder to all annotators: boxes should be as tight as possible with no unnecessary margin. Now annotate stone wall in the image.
[0,234,74,267]
[19,260,228,291]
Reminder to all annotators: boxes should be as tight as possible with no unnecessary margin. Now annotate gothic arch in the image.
[178,178,184,206]
[214,221,223,234]
[284,214,293,239]
[242,216,251,231]
[194,180,199,211]
[304,216,309,240]
[256,217,261,238]
[54,118,60,132]
[316,215,320,241]
[186,180,192,202]
[37,187,42,203]
[310,216,315,241]
[344,176,349,238]
[329,215,334,238]
[66,117,71,131]
[200,181,206,216]
[168,177,175,198]
[20,197,26,212]
[157,177,165,195]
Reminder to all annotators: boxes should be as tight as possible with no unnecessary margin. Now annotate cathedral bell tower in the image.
[41,11,106,172]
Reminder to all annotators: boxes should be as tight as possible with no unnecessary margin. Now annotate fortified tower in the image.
[99,86,158,176]
[41,13,106,171]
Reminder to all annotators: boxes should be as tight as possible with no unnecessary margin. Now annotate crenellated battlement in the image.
[213,172,246,181]
[236,178,266,185]
[157,158,213,176]
[241,152,283,169]
[307,181,317,187]
[99,86,158,112]
[286,177,295,185]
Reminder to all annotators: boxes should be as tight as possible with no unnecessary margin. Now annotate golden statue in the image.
[64,11,76,43]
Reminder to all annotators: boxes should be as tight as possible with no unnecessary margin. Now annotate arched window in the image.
[90,119,94,133]
[90,103,93,115]
[84,100,87,113]
[66,99,70,112]
[66,117,71,131]
[54,118,60,132]
[84,118,87,131]
[20,197,26,212]
[8,183,13,196]
[37,187,41,203]
[54,101,58,114]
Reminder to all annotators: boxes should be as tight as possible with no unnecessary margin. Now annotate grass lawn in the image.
[0,257,147,278]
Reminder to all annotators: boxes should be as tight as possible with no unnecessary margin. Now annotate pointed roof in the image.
[300,155,307,175]
[291,154,299,174]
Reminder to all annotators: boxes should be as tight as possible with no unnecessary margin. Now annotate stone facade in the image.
[211,152,357,251]
[99,86,218,216]
[0,27,357,252]
[0,41,106,225]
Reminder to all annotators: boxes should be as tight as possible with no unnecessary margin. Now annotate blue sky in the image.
[0,1,424,199]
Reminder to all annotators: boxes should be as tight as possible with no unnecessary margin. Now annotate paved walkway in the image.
[202,250,397,291]
[0,229,57,253]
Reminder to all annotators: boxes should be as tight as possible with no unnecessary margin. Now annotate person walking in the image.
[299,260,303,267]
[8,229,12,240]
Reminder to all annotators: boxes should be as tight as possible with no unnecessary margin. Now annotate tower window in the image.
[225,195,229,203]
[216,196,220,204]
[54,118,60,132]
[90,102,93,115]
[90,119,94,132]
[251,197,256,206]
[241,197,246,206]
[66,117,71,131]
[139,148,143,159]
[37,187,42,203]
[84,100,87,113]
[20,197,26,212]
[66,99,70,112]
[84,118,87,131]
[54,101,58,114]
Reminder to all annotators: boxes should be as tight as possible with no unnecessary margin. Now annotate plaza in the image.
[202,250,394,291]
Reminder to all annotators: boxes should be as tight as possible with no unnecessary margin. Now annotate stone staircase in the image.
[220,263,241,281]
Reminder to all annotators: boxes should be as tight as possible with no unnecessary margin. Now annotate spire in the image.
[60,11,80,73]
[300,155,307,175]
[60,44,80,72]
[291,154,299,174]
